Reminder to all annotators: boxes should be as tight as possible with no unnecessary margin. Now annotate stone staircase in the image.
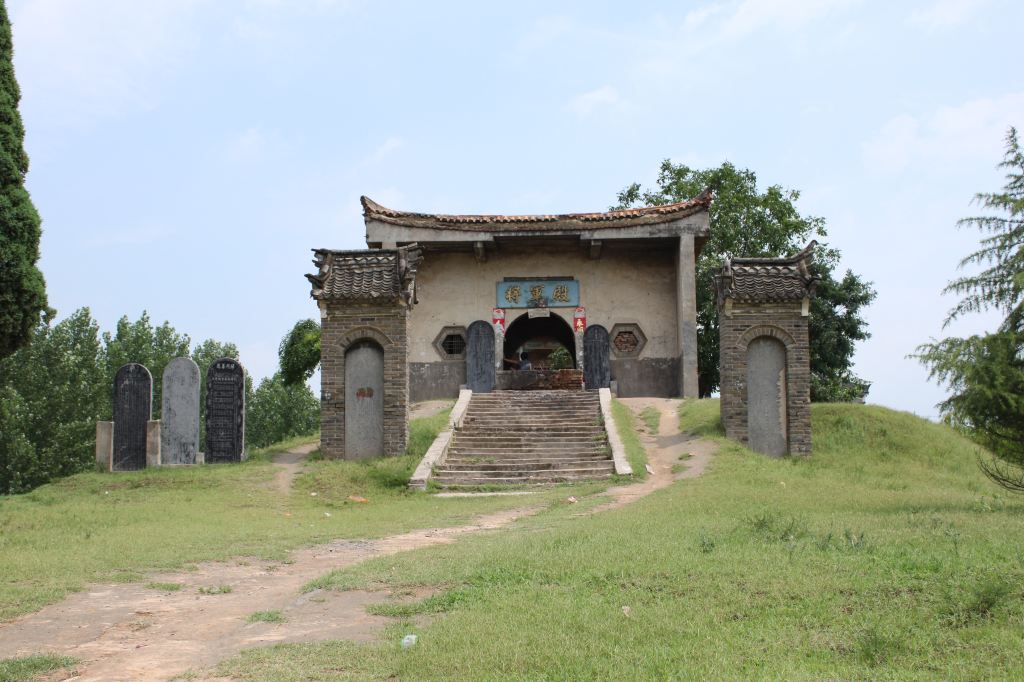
[434,390,614,488]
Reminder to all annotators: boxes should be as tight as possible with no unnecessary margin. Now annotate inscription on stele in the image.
[205,358,246,463]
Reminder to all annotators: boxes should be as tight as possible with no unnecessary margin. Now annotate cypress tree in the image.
[0,1,46,358]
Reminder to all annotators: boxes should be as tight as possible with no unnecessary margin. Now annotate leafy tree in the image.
[246,372,319,448]
[279,319,321,386]
[916,127,1024,492]
[0,308,106,493]
[0,2,47,358]
[616,160,875,399]
[102,312,190,419]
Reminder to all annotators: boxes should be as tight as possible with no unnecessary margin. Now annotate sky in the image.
[8,0,1022,419]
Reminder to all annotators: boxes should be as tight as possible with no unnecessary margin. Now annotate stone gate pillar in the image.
[307,245,422,459]
[714,242,818,456]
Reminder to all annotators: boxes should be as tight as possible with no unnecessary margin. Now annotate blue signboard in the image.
[496,279,579,308]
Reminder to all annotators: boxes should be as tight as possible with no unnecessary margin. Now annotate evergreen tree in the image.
[916,127,1024,492]
[0,2,46,358]
[616,161,875,399]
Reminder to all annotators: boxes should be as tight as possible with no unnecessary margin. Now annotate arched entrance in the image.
[746,336,788,457]
[345,340,384,459]
[503,312,576,369]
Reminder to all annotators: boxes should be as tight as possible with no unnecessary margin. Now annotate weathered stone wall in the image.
[320,300,409,459]
[408,245,682,398]
[719,302,811,455]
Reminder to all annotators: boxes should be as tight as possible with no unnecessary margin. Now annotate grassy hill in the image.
[217,402,1024,680]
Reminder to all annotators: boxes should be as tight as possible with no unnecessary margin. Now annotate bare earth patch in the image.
[0,409,716,681]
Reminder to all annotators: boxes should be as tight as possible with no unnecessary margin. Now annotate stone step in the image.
[467,405,598,412]
[458,421,606,432]
[453,438,606,447]
[445,455,612,465]
[434,472,614,486]
[448,451,608,461]
[440,460,613,473]
[463,417,601,426]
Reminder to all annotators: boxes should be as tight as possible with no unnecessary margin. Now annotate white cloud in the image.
[716,0,857,40]
[225,127,267,162]
[368,136,404,164]
[514,16,575,54]
[10,0,206,123]
[909,0,988,28]
[566,86,624,118]
[862,92,1024,173]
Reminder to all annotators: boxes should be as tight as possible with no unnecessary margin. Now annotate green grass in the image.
[146,581,183,592]
[246,610,285,624]
[0,409,596,621]
[0,654,76,682]
[638,406,661,433]
[198,585,233,595]
[611,398,648,478]
[217,402,1024,680]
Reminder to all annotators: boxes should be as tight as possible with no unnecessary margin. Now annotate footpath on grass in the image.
[0,399,715,682]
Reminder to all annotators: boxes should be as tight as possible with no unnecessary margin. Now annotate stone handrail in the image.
[599,387,633,476]
[408,389,473,490]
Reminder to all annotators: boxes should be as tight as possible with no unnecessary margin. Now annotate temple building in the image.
[307,194,712,459]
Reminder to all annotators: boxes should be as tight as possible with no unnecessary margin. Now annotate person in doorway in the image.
[519,351,532,371]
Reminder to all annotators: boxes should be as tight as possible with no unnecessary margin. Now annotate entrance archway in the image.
[345,340,384,459]
[503,312,576,369]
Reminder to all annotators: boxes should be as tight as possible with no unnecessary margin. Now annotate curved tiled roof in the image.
[307,245,423,303]
[361,191,712,232]
[715,241,819,305]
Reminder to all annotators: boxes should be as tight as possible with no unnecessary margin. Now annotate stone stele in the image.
[205,357,246,463]
[112,363,152,471]
[161,357,201,465]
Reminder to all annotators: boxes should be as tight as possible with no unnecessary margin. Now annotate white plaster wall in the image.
[409,247,677,362]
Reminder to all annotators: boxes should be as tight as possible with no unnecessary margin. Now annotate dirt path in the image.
[0,403,715,681]
[270,442,318,494]
[595,398,716,512]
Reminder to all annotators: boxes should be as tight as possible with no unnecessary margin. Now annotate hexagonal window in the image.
[433,326,468,360]
[441,333,466,356]
[609,323,647,357]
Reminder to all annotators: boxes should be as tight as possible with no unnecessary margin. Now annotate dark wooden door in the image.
[466,320,495,393]
[583,325,611,389]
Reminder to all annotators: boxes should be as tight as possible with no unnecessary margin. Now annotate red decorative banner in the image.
[573,306,586,333]
[492,308,506,334]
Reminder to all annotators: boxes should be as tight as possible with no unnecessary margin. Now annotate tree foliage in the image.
[0,2,47,358]
[0,309,266,494]
[279,318,321,386]
[247,372,319,448]
[616,160,875,399]
[0,309,105,493]
[102,312,190,419]
[916,128,1024,492]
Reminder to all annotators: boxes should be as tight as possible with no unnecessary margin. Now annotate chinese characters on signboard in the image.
[496,280,580,308]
